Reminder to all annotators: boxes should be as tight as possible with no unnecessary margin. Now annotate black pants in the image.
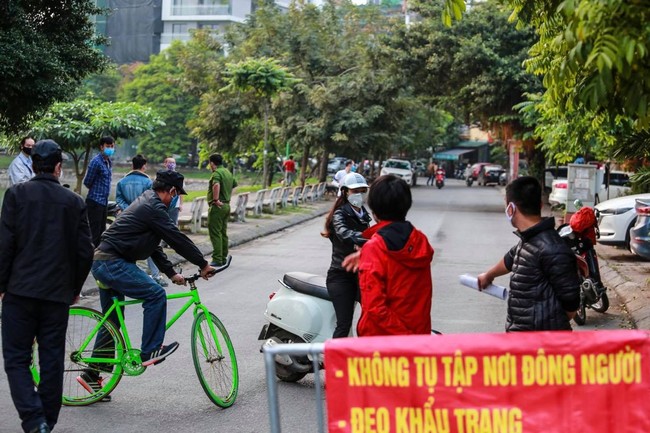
[86,199,107,247]
[2,293,69,433]
[326,268,360,338]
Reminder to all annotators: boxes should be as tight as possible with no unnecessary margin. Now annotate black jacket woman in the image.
[321,172,372,338]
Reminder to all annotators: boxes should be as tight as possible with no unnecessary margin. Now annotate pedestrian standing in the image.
[115,155,167,287]
[477,176,581,331]
[7,137,35,186]
[163,157,182,226]
[0,140,93,433]
[207,154,237,266]
[321,172,372,338]
[342,175,434,336]
[83,136,114,247]
[426,161,437,186]
[283,155,297,186]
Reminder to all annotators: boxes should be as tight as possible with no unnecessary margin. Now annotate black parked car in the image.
[477,165,505,186]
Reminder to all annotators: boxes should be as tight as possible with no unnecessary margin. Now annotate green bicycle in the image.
[31,258,238,408]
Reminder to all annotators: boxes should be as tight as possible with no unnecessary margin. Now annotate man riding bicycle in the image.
[80,170,215,395]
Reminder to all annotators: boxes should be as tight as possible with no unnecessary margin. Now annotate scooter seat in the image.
[283,272,331,302]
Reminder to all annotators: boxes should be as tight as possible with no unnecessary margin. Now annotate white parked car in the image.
[595,193,650,248]
[548,171,632,207]
[381,159,414,186]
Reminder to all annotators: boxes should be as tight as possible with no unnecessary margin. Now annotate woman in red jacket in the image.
[344,174,434,336]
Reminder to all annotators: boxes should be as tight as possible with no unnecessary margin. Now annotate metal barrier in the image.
[263,343,326,433]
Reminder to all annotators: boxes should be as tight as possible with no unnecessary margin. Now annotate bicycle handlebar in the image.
[184,255,233,283]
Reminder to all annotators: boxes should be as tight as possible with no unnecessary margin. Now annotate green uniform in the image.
[207,167,238,265]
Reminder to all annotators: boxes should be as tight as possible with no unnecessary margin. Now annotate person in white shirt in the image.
[334,160,354,185]
[8,137,35,186]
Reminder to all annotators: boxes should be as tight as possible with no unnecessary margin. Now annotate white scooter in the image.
[258,272,344,382]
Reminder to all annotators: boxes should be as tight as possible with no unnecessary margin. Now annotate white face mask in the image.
[505,202,516,225]
[348,192,366,208]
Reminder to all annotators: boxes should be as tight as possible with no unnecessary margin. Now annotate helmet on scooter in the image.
[341,173,368,190]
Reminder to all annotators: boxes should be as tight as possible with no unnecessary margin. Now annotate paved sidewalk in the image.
[596,244,650,329]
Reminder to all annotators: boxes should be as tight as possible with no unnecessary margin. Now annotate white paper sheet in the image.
[459,274,508,301]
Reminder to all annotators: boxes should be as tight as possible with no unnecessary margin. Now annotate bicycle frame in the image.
[74,281,225,373]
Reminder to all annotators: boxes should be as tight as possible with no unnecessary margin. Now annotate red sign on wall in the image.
[324,330,650,433]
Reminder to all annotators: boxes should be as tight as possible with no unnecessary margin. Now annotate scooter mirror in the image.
[574,199,583,210]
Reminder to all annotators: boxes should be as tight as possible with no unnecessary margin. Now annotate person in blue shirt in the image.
[115,155,167,287]
[7,137,35,186]
[83,136,114,247]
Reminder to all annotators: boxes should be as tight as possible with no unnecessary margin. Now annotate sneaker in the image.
[153,276,168,287]
[141,342,179,366]
[76,371,111,401]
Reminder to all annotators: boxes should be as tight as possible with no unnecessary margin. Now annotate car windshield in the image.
[385,160,411,170]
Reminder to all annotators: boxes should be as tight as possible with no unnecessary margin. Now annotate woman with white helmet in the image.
[320,172,372,338]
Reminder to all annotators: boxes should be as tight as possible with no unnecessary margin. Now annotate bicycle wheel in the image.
[191,311,239,408]
[61,307,125,405]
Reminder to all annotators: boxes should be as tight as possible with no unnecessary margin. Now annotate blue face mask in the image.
[103,147,115,157]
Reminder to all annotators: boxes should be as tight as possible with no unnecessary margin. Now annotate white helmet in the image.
[341,172,368,190]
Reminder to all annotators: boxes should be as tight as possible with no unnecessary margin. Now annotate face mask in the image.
[505,202,516,224]
[351,165,357,173]
[166,162,176,171]
[103,147,115,157]
[169,189,179,209]
[22,147,32,156]
[348,192,366,208]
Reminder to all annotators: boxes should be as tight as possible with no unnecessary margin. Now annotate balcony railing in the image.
[160,33,192,44]
[170,4,230,16]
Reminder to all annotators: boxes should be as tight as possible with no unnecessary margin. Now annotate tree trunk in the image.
[262,103,269,188]
[299,144,310,187]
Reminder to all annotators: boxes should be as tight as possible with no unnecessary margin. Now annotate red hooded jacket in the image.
[357,220,434,336]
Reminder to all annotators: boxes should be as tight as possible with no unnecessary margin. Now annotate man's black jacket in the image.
[327,203,371,270]
[504,217,581,331]
[0,174,93,304]
[99,190,208,277]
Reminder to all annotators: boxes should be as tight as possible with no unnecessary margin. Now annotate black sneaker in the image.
[141,342,179,366]
[76,371,112,402]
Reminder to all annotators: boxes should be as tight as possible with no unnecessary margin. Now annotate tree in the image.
[221,58,298,188]
[0,0,108,133]
[30,97,164,192]
[118,41,202,164]
[506,0,650,128]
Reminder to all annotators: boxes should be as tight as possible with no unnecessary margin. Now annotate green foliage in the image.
[508,0,650,128]
[222,58,299,98]
[29,97,164,192]
[0,0,108,133]
[118,41,201,164]
[77,66,123,102]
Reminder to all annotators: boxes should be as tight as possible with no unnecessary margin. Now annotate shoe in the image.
[209,261,224,267]
[77,371,111,401]
[28,422,50,433]
[153,276,168,287]
[141,342,179,366]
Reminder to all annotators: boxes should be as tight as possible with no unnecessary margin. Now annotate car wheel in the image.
[625,218,636,251]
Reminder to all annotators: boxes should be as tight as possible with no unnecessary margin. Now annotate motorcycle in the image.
[258,272,345,382]
[557,200,609,325]
[106,201,120,225]
[435,169,445,189]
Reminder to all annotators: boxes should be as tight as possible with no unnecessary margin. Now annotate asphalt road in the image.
[0,179,631,432]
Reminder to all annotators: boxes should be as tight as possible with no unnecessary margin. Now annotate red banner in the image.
[325,330,650,433]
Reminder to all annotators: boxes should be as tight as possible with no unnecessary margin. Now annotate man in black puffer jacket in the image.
[478,177,580,331]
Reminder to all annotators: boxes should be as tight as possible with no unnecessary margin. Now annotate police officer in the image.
[0,140,94,433]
